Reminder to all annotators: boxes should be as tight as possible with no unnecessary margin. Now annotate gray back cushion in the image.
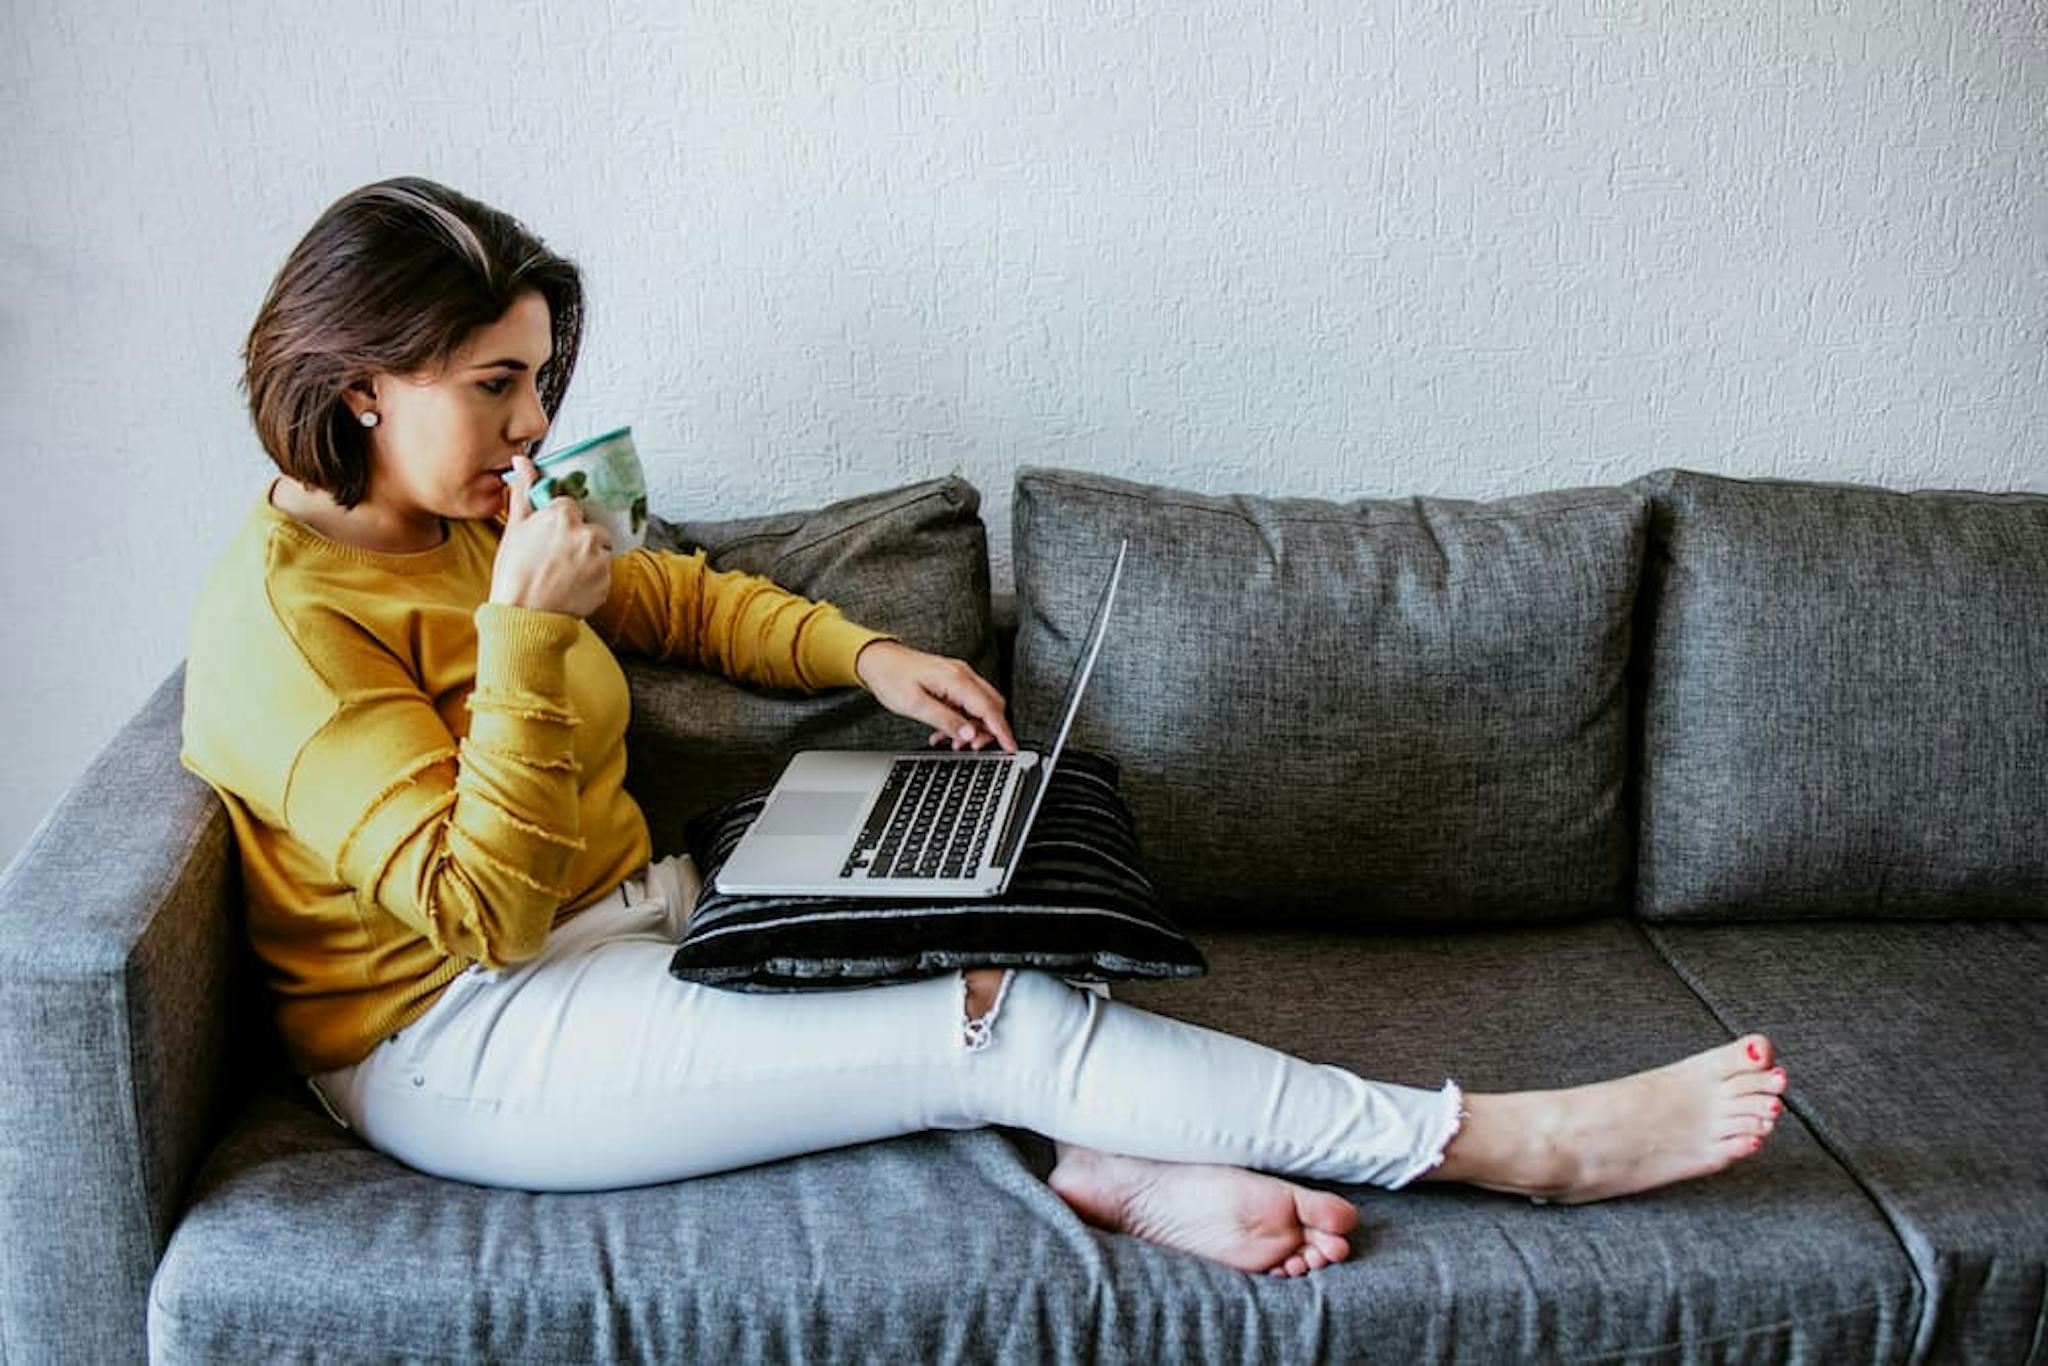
[1632,468,2048,920]
[1011,468,1648,928]
[624,477,995,852]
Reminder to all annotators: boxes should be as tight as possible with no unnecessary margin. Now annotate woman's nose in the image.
[508,381,549,445]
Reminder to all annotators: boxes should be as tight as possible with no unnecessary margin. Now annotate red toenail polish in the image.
[1750,1135,1762,1152]
[1746,1041,1761,1062]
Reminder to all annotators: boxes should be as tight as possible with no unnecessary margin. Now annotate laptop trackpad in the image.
[755,790,867,838]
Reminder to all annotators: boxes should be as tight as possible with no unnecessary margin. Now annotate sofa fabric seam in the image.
[1560,1296,1901,1363]
[1018,470,1633,533]
[703,480,971,565]
[1631,919,1937,1363]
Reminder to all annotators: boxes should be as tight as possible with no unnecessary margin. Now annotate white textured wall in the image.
[2,0,2044,862]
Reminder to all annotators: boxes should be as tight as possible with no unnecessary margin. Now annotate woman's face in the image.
[346,289,554,526]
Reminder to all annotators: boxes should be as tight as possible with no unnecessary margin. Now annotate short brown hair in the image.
[242,177,584,507]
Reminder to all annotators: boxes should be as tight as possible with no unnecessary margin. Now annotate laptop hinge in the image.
[988,760,1044,871]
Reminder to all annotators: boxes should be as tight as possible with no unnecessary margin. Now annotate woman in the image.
[182,177,1788,1280]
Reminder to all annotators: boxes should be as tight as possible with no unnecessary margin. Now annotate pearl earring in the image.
[359,411,380,429]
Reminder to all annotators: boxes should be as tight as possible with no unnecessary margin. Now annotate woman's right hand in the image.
[489,455,614,617]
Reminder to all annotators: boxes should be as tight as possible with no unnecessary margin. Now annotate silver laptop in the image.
[714,541,1128,898]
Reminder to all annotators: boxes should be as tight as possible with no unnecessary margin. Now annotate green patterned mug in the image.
[506,425,649,556]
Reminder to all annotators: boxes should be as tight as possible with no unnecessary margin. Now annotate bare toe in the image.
[1727,1033,1774,1074]
[1730,1062,1791,1098]
[1714,1132,1763,1164]
[1724,1094,1782,1134]
[1718,1112,1771,1141]
[1304,1224,1354,1265]
[1297,1189,1361,1239]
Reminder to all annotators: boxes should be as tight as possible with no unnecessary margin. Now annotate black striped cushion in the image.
[669,751,1205,990]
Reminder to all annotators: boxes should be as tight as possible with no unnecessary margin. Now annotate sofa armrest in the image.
[0,667,238,1365]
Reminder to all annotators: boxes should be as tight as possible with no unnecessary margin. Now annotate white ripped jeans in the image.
[311,854,1464,1193]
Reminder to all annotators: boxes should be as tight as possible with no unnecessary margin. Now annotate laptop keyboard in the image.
[840,755,1014,881]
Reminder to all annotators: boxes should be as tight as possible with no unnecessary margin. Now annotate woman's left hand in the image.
[855,641,1018,752]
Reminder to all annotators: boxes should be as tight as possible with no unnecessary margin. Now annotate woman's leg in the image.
[969,972,1787,1276]
[313,903,1463,1193]
[937,966,1465,1184]
[970,972,1366,1279]
[313,857,1461,1186]
[312,857,1787,1275]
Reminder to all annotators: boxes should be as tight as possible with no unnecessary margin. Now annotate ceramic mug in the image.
[504,425,649,556]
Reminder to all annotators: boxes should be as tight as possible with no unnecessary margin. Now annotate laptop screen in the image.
[989,540,1127,869]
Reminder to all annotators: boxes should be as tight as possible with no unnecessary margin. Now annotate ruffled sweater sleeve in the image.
[286,603,587,967]
[590,546,892,688]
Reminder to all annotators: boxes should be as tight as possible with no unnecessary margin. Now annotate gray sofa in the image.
[3,466,2043,1363]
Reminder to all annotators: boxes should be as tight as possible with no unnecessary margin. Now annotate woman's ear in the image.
[340,378,379,420]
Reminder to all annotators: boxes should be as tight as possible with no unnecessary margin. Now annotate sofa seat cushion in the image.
[1643,918,2048,1363]
[1630,468,2048,920]
[151,1088,1570,1365]
[1011,467,1649,929]
[1113,919,1923,1360]
[155,1094,1282,1363]
[623,476,997,850]
[153,928,1919,1363]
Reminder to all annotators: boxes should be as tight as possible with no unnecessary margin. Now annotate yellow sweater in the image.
[181,491,889,1074]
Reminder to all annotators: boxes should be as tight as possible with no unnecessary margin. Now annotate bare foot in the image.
[1432,1034,1788,1204]
[1048,1145,1360,1277]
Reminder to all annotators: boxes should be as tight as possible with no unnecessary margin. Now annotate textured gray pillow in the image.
[1011,467,1649,928]
[623,477,996,850]
[1631,468,2048,920]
